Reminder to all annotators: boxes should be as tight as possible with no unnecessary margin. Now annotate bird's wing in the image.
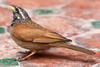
[33,31,72,43]
[12,23,72,43]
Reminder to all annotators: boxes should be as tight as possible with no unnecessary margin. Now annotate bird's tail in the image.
[50,42,95,55]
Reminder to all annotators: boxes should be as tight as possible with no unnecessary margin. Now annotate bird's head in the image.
[10,5,31,26]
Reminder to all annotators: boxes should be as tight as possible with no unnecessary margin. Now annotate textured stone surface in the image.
[7,0,69,8]
[0,0,100,67]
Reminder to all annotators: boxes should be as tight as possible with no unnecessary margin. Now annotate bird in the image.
[9,5,95,61]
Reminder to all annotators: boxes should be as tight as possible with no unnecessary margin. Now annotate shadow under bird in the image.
[9,5,95,61]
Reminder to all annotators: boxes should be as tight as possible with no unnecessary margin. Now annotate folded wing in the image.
[12,23,72,43]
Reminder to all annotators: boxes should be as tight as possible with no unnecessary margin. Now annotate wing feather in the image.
[12,23,72,43]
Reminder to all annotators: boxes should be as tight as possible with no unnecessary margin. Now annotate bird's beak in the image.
[10,6,15,11]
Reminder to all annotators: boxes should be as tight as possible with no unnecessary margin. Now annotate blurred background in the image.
[0,0,100,67]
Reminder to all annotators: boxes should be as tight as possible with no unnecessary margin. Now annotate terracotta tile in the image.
[75,34,100,49]
[64,0,100,9]
[63,0,100,19]
[7,0,69,8]
[0,8,11,26]
[64,7,100,19]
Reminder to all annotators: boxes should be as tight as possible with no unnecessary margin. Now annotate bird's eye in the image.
[15,8,19,13]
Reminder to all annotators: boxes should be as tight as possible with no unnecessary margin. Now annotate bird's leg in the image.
[17,50,36,61]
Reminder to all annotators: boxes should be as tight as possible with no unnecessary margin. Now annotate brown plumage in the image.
[10,6,95,61]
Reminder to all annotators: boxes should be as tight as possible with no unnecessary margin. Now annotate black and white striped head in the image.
[10,5,31,26]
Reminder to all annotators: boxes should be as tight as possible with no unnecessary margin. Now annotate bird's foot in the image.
[14,57,26,62]
[18,51,32,55]
[16,50,36,61]
[18,57,27,61]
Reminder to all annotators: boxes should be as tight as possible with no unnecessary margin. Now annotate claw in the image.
[17,58,26,61]
[18,51,32,54]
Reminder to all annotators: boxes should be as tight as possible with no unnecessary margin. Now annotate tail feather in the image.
[50,42,95,55]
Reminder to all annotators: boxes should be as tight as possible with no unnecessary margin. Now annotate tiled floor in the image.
[0,0,100,67]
